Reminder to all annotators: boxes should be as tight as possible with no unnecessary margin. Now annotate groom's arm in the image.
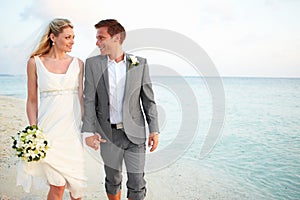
[140,58,159,134]
[81,58,105,150]
[82,58,97,133]
[140,58,159,152]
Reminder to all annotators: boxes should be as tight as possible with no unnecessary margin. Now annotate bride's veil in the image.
[18,20,52,66]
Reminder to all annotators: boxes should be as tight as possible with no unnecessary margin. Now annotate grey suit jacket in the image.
[82,54,159,144]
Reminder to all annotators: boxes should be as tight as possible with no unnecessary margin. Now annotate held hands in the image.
[85,132,158,151]
[148,132,159,152]
[85,134,106,150]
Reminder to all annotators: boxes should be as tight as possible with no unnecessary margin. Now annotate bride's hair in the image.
[30,18,73,57]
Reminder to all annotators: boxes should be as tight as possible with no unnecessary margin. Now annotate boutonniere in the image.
[129,55,139,69]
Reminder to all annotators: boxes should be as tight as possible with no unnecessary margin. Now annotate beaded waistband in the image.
[40,89,78,98]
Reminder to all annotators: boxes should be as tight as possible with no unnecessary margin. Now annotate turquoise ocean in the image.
[1,75,299,199]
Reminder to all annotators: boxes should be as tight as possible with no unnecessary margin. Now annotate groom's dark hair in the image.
[95,19,126,44]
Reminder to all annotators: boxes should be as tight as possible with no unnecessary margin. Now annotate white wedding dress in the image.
[17,56,87,198]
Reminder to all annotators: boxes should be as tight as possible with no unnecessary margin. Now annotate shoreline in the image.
[0,95,248,200]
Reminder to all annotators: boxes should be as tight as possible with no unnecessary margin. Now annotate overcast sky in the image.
[1,0,299,77]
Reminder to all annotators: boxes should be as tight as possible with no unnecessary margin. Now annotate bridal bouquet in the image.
[11,125,49,162]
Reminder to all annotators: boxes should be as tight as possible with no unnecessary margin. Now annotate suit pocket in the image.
[132,112,145,125]
[131,110,143,119]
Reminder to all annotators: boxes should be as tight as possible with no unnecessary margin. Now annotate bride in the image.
[19,18,87,200]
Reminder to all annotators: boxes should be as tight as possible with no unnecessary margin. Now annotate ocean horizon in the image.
[0,74,299,199]
[1,74,299,99]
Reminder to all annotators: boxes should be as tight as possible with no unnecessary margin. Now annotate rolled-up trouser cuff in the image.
[105,177,122,195]
[127,187,146,200]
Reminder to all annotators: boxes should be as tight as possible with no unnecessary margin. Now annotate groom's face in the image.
[96,27,115,55]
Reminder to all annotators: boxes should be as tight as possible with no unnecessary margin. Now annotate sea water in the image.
[1,75,299,199]
[0,74,27,99]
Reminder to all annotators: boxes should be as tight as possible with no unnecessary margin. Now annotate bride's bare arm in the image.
[26,57,38,126]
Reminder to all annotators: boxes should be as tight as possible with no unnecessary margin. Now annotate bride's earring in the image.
[52,41,55,46]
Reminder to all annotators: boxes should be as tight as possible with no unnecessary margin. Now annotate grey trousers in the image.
[100,128,146,200]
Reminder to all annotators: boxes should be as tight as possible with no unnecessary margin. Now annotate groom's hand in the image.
[148,132,159,152]
[86,134,106,150]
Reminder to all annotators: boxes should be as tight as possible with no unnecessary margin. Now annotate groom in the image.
[82,19,159,200]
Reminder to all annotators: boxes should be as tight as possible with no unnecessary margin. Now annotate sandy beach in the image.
[0,96,247,200]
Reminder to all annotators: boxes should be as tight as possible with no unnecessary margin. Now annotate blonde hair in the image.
[30,18,73,57]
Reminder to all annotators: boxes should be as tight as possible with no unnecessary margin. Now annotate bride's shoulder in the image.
[71,57,84,72]
[77,58,84,69]
[27,57,37,66]
[71,56,83,66]
[27,57,37,72]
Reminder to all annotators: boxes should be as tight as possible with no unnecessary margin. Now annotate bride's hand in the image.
[85,134,106,150]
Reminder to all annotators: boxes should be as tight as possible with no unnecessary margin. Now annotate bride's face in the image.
[53,27,75,52]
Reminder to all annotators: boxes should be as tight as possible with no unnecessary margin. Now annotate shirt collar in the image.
[107,53,127,64]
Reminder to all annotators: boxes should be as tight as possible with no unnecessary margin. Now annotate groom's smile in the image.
[96,27,111,55]
[96,26,121,56]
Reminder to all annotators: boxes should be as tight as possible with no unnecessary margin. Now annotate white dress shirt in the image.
[107,55,127,124]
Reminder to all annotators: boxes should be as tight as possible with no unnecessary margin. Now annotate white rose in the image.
[129,56,139,65]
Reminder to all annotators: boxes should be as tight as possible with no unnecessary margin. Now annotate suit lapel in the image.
[124,54,132,100]
[125,54,130,72]
[99,56,110,96]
